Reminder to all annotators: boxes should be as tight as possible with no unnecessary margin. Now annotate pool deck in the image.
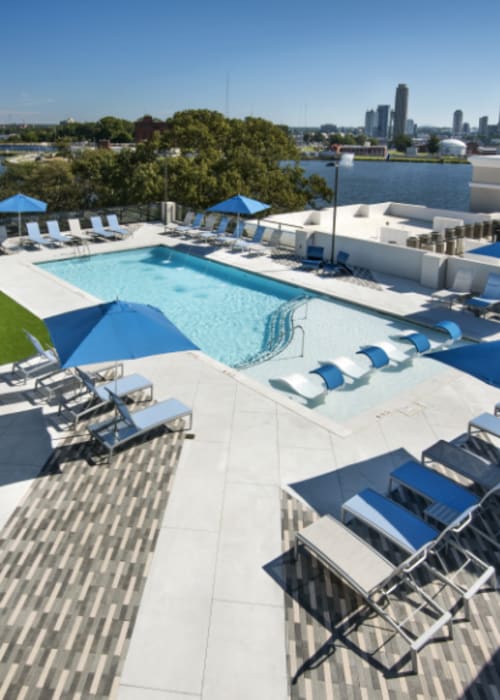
[0,224,499,699]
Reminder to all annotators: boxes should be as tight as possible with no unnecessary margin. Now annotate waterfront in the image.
[298,159,471,211]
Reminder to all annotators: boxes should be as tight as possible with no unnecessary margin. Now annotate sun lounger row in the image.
[432,270,500,317]
[23,215,131,249]
[294,427,500,672]
[271,321,462,403]
[11,333,193,456]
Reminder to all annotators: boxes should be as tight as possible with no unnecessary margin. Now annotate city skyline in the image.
[2,0,500,128]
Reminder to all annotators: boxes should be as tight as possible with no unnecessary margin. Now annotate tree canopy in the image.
[0,110,331,214]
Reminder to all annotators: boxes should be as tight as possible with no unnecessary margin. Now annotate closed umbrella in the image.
[0,193,47,238]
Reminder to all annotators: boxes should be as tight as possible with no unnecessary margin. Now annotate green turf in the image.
[0,292,52,364]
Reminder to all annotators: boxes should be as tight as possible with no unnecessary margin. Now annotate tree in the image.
[427,134,440,154]
[393,134,412,152]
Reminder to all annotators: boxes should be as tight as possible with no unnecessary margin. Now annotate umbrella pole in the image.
[18,211,21,240]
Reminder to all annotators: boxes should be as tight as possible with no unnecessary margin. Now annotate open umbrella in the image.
[207,194,270,233]
[426,340,500,388]
[44,299,199,369]
[0,193,47,238]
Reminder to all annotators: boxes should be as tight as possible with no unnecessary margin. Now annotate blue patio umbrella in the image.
[207,194,270,217]
[44,300,199,369]
[207,194,270,238]
[468,242,500,259]
[427,340,500,387]
[0,193,47,237]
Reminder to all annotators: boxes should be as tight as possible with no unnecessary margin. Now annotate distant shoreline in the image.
[301,155,469,165]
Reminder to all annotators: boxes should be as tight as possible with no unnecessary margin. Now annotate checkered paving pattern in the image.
[279,480,500,699]
[0,421,185,699]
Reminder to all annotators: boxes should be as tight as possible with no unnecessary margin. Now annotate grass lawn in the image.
[0,291,52,364]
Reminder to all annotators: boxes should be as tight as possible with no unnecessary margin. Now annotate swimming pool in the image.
[38,245,447,421]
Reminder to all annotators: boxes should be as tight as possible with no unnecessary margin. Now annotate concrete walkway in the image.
[0,225,498,699]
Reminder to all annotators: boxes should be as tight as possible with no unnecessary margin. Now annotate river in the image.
[296,160,471,211]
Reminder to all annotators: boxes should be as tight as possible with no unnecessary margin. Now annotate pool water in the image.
[38,245,448,421]
[38,246,307,367]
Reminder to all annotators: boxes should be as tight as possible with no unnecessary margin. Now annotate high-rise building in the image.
[364,109,377,137]
[452,110,463,137]
[376,105,390,139]
[478,116,489,141]
[393,83,409,140]
[405,119,415,136]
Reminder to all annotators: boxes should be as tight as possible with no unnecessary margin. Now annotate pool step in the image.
[235,295,310,369]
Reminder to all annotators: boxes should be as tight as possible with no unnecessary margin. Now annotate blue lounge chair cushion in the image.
[434,320,462,342]
[342,488,439,554]
[310,364,344,390]
[356,345,390,368]
[390,460,479,514]
[401,332,431,354]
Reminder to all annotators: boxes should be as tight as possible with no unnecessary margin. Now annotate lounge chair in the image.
[461,272,500,316]
[422,439,500,493]
[319,355,371,382]
[397,320,462,355]
[198,216,230,243]
[269,372,328,403]
[431,269,473,307]
[389,460,479,525]
[295,514,453,673]
[321,251,354,276]
[300,245,324,270]
[59,366,153,428]
[309,364,345,390]
[47,220,80,245]
[106,214,130,237]
[357,340,409,368]
[216,220,245,246]
[89,215,118,240]
[388,459,500,546]
[341,488,496,622]
[174,212,204,236]
[88,391,193,457]
[26,221,53,249]
[232,224,266,253]
[68,218,87,239]
[12,330,60,382]
[468,412,500,439]
[0,225,17,253]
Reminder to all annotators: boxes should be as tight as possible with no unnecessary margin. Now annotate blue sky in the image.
[2,0,499,129]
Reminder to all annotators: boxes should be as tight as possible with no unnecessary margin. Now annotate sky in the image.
[2,0,500,129]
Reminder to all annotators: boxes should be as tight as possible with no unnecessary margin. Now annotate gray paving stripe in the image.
[280,491,500,700]
[0,421,185,699]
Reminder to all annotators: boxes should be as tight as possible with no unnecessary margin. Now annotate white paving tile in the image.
[202,601,288,700]
[213,483,282,606]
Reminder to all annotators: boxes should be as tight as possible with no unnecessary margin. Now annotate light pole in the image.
[327,153,354,268]
[163,151,169,232]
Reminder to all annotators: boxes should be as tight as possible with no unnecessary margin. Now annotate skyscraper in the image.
[478,116,489,141]
[452,110,463,137]
[376,105,390,139]
[393,83,408,140]
[364,109,377,137]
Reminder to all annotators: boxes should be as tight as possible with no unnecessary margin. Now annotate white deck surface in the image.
[1,223,499,699]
